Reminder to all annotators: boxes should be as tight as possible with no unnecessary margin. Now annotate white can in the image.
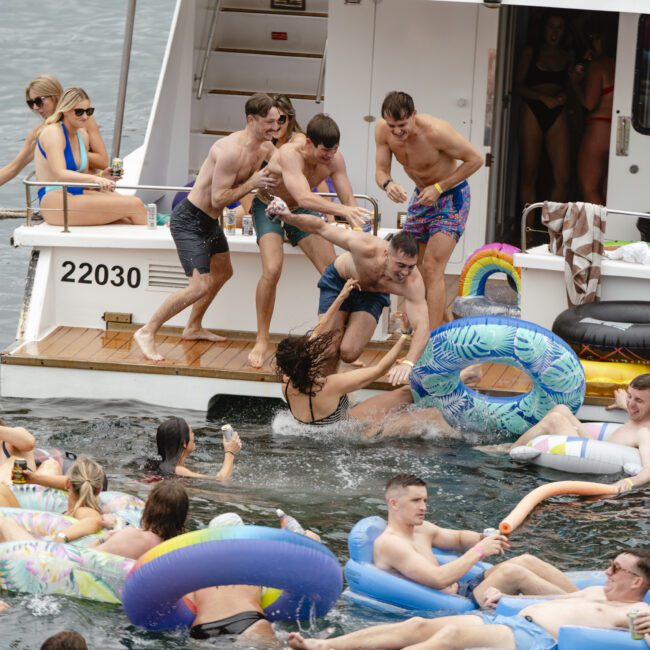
[146,203,157,229]
[223,208,237,235]
[242,214,254,236]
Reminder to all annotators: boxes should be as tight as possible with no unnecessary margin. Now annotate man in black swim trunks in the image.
[134,93,281,361]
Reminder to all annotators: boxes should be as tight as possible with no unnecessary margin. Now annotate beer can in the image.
[242,215,254,236]
[111,157,123,178]
[483,528,498,538]
[146,203,157,229]
[223,208,237,235]
[12,459,28,484]
[362,219,373,233]
[221,424,234,442]
[628,609,644,640]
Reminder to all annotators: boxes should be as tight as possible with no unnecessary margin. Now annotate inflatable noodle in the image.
[499,481,618,535]
[458,242,522,298]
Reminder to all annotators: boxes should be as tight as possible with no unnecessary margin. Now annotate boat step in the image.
[208,89,321,101]
[214,46,322,59]
[221,7,328,19]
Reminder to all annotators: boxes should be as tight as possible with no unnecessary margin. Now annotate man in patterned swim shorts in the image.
[375,91,483,328]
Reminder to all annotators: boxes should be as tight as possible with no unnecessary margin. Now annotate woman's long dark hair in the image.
[152,417,190,475]
[275,330,338,395]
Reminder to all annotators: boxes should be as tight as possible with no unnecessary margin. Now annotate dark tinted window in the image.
[633,15,650,134]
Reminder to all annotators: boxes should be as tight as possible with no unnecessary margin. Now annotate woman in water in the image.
[150,417,242,480]
[275,280,453,438]
[0,75,108,187]
[0,457,105,544]
[516,13,571,212]
[35,87,146,226]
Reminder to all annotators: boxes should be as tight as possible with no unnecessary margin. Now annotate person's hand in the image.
[385,181,408,203]
[251,168,278,192]
[223,431,242,456]
[414,184,441,207]
[556,92,567,105]
[540,95,562,110]
[606,388,628,411]
[387,360,413,386]
[341,205,372,230]
[99,167,122,182]
[475,533,509,558]
[305,530,321,542]
[101,514,118,529]
[632,611,650,640]
[95,175,116,192]
[266,196,290,221]
[0,600,9,613]
[339,278,360,300]
[614,477,635,494]
[482,586,504,609]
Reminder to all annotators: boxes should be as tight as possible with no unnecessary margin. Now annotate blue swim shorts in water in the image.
[457,571,485,604]
[474,612,557,650]
[403,180,470,243]
[251,197,315,247]
[318,263,390,323]
[170,198,229,276]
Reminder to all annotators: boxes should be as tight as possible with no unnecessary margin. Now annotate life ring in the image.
[122,525,343,630]
[410,316,585,436]
[553,301,650,363]
[343,517,492,614]
[0,539,133,604]
[582,359,650,397]
[509,432,643,476]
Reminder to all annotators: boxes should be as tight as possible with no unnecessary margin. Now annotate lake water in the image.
[0,3,647,649]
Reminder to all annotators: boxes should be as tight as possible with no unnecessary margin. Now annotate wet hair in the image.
[41,87,90,131]
[273,94,303,143]
[306,114,340,149]
[67,457,103,517]
[622,548,650,585]
[41,631,88,650]
[141,480,189,540]
[385,474,427,494]
[275,330,338,395]
[245,92,275,118]
[388,230,418,258]
[25,74,63,104]
[155,417,191,474]
[630,374,650,392]
[381,91,415,121]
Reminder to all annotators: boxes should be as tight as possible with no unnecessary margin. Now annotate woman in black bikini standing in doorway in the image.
[516,13,571,216]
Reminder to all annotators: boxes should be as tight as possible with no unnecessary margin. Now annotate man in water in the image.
[269,199,427,385]
[375,90,483,328]
[135,93,280,361]
[289,548,650,650]
[247,113,371,368]
[367,475,578,606]
[508,373,650,492]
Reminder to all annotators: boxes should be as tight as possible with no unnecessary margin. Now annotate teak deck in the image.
[1,276,532,395]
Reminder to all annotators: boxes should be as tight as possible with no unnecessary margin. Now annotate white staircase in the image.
[190,0,329,173]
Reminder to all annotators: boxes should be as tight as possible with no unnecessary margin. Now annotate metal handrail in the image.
[315,38,327,104]
[23,174,381,236]
[520,202,650,252]
[196,0,222,100]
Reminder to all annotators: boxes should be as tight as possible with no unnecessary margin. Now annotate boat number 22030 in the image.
[60,261,141,288]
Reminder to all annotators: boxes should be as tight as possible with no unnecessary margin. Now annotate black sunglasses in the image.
[73,107,95,117]
[277,115,288,125]
[26,96,53,110]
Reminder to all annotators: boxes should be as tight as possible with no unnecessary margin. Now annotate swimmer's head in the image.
[25,74,63,119]
[209,512,245,529]
[142,479,189,540]
[67,457,104,517]
[381,91,416,140]
[385,474,428,524]
[626,374,650,422]
[604,548,650,601]
[245,93,280,142]
[156,417,193,474]
[306,114,340,162]
[385,231,418,282]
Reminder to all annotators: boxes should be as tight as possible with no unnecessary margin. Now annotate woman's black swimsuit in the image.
[523,50,568,133]
[284,382,350,426]
[190,611,266,638]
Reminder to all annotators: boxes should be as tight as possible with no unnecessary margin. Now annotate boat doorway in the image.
[489,6,619,247]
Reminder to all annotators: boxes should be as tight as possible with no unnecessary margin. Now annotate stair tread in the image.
[214,47,322,59]
[221,7,328,18]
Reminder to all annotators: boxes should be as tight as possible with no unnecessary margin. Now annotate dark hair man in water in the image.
[290,548,650,650]
[40,630,88,650]
[375,91,483,329]
[269,198,428,385]
[135,93,281,361]
[247,113,373,369]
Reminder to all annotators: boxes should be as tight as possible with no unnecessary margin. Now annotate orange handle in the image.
[499,481,618,535]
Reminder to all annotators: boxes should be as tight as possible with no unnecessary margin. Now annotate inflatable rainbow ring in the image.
[458,242,521,298]
[122,525,343,630]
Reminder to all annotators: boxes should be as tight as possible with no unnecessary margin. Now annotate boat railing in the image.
[520,202,650,252]
[22,173,381,236]
[195,0,222,100]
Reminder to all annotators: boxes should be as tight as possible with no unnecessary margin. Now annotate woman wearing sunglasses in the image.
[0,75,108,188]
[35,87,146,226]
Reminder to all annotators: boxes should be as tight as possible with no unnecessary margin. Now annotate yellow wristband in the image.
[401,359,415,367]
[624,478,634,489]
[434,182,443,194]
[400,333,413,341]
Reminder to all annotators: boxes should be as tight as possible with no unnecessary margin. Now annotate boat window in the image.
[633,15,650,134]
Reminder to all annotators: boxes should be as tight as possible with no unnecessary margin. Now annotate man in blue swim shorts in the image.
[375,91,483,328]
[289,547,650,649]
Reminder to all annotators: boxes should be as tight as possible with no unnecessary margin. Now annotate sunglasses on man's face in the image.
[73,107,95,117]
[608,560,641,577]
[277,115,288,125]
[26,96,52,110]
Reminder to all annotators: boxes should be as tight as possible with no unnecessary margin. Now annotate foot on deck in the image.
[248,340,273,368]
[182,328,227,342]
[134,327,165,362]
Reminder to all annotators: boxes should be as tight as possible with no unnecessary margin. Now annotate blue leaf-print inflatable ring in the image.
[410,316,585,437]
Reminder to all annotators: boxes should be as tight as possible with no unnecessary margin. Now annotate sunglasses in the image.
[277,115,288,125]
[73,107,95,117]
[26,96,53,110]
[608,560,641,578]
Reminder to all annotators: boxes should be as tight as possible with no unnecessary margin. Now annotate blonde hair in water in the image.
[67,457,104,517]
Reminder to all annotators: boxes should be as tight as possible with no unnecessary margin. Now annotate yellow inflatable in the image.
[582,359,650,397]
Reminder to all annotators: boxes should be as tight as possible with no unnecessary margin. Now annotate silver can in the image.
[146,203,157,229]
[111,157,123,178]
[242,214,254,236]
[221,424,234,442]
[483,527,498,538]
[628,609,644,640]
[223,208,237,235]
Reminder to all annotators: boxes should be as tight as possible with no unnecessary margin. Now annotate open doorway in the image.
[492,7,619,247]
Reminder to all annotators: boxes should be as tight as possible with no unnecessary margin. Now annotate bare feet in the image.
[474,442,512,455]
[288,632,325,650]
[350,358,366,368]
[134,327,164,362]
[248,339,273,369]
[460,363,482,385]
[182,328,226,342]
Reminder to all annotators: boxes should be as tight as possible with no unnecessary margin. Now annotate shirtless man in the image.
[375,91,483,328]
[135,93,280,361]
[372,474,577,607]
[247,113,371,368]
[289,548,650,650]
[270,200,427,384]
[509,373,650,492]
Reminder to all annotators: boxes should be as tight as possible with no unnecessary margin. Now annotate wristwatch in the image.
[382,179,392,191]
[55,532,69,543]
